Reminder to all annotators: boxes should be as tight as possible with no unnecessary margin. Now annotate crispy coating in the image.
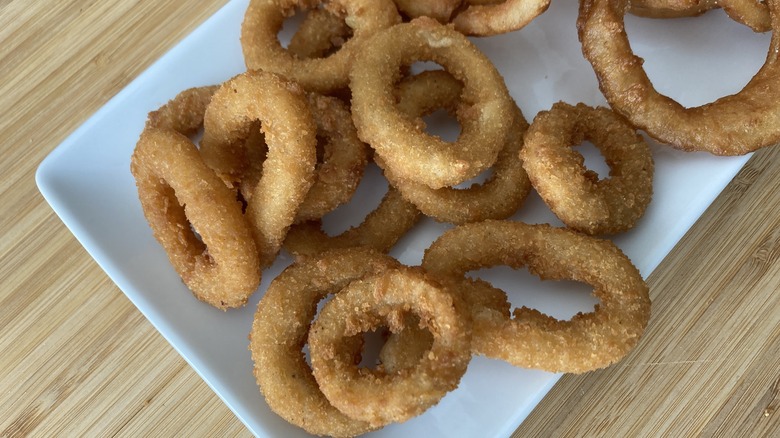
[249,248,401,437]
[200,71,318,268]
[241,0,400,92]
[308,266,472,428]
[422,220,651,374]
[283,187,422,256]
[350,17,515,189]
[578,0,780,154]
[130,128,260,309]
[520,102,654,235]
[381,70,532,224]
[452,0,551,36]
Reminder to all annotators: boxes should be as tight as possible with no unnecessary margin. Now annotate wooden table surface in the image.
[2,1,779,436]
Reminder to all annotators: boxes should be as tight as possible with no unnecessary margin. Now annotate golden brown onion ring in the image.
[309,266,472,427]
[381,70,532,224]
[241,0,400,92]
[422,220,651,374]
[350,17,515,189]
[452,0,551,36]
[520,102,654,235]
[250,247,401,437]
[200,71,317,268]
[130,128,260,309]
[578,0,780,155]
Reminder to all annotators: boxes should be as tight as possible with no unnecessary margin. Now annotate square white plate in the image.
[36,1,769,436]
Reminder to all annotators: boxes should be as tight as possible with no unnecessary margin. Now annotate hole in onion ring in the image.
[452,167,495,189]
[408,60,446,75]
[575,141,610,180]
[357,328,390,368]
[624,10,769,107]
[466,265,599,320]
[421,108,461,143]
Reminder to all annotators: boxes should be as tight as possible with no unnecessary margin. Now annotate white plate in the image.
[36,1,769,436]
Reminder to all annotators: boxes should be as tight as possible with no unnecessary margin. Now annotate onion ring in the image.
[238,93,369,223]
[200,71,317,267]
[130,128,260,309]
[350,17,515,188]
[308,266,472,427]
[578,0,780,155]
[283,186,422,256]
[519,102,654,235]
[249,247,401,436]
[381,70,532,224]
[422,220,651,373]
[241,0,400,92]
[451,0,551,36]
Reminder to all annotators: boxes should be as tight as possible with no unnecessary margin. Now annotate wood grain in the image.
[1,0,778,437]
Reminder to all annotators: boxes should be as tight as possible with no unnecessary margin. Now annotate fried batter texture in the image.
[520,102,653,235]
[131,128,260,309]
[379,70,532,224]
[250,248,400,437]
[350,17,515,188]
[200,71,318,267]
[309,266,472,428]
[423,221,651,374]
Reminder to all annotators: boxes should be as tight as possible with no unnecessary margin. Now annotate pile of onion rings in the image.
[127,0,780,434]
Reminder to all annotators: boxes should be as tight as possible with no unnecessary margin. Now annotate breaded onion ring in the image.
[200,71,317,267]
[520,102,654,235]
[578,0,780,155]
[350,17,515,189]
[283,186,422,256]
[241,0,400,92]
[381,70,532,224]
[130,128,260,309]
[308,266,472,427]
[394,0,462,22]
[250,247,401,437]
[238,93,369,222]
[422,220,651,374]
[452,0,551,36]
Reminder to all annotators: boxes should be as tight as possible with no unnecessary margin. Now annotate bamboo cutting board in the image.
[1,1,779,436]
